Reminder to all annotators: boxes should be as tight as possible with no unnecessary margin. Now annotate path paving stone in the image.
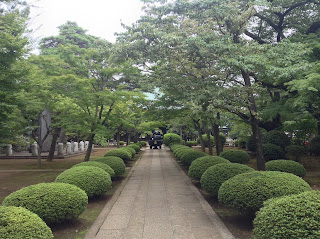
[85,147,235,239]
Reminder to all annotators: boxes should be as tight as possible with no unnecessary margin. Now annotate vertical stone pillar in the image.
[5,144,13,156]
[58,143,64,156]
[85,141,89,151]
[31,143,38,156]
[73,142,78,153]
[79,141,84,151]
[66,142,72,155]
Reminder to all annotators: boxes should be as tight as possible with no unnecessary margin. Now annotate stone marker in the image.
[66,142,72,155]
[73,142,78,153]
[31,143,38,156]
[6,144,13,156]
[85,141,89,151]
[79,141,84,151]
[58,143,64,155]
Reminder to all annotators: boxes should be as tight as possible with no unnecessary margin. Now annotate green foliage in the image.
[104,149,131,161]
[122,146,136,157]
[95,156,126,177]
[55,166,112,198]
[169,143,184,152]
[73,161,115,179]
[2,183,88,224]
[218,171,311,214]
[246,135,256,152]
[119,141,125,145]
[262,130,291,150]
[188,156,230,180]
[180,150,207,165]
[186,141,197,147]
[285,145,305,162]
[163,133,182,146]
[0,206,53,239]
[253,191,320,239]
[175,148,193,160]
[197,134,214,147]
[219,150,250,164]
[128,143,140,153]
[309,135,320,155]
[262,143,285,161]
[138,141,147,147]
[265,160,306,177]
[201,163,254,196]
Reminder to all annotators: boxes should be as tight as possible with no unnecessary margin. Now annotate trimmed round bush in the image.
[128,144,140,153]
[186,141,197,147]
[123,146,136,157]
[265,159,306,177]
[3,183,88,224]
[180,150,207,165]
[0,206,53,239]
[219,150,250,164]
[309,135,320,155]
[163,133,182,146]
[201,163,254,196]
[170,143,184,152]
[55,166,112,198]
[173,146,190,156]
[188,156,230,180]
[95,156,126,177]
[253,190,320,239]
[104,149,131,161]
[175,148,193,160]
[262,130,291,149]
[218,171,312,214]
[73,161,115,179]
[262,143,284,161]
[139,141,147,147]
[285,145,305,162]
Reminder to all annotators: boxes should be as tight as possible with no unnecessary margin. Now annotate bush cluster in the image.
[309,135,320,155]
[95,156,126,177]
[122,146,136,157]
[262,130,291,150]
[73,161,115,179]
[200,163,254,196]
[219,150,250,164]
[163,133,182,146]
[128,143,140,153]
[285,145,305,162]
[218,171,311,215]
[188,156,230,180]
[175,148,193,160]
[253,190,320,239]
[265,159,306,177]
[186,141,197,147]
[104,149,131,161]
[196,134,214,147]
[0,206,54,239]
[180,150,207,165]
[3,183,88,224]
[262,143,284,161]
[246,135,256,152]
[55,166,112,198]
[138,141,147,147]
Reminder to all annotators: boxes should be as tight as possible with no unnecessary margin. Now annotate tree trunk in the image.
[84,133,95,162]
[193,119,205,152]
[47,127,61,162]
[37,144,42,168]
[116,132,120,148]
[203,122,213,155]
[212,124,221,156]
[127,133,131,145]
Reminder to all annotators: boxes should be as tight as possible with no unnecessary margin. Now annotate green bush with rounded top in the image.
[188,156,230,180]
[219,150,250,164]
[262,143,284,161]
[174,146,190,157]
[180,150,207,165]
[122,146,136,157]
[163,133,182,146]
[73,161,115,178]
[175,148,193,160]
[104,149,131,161]
[265,159,306,177]
[95,156,126,177]
[218,171,311,215]
[186,141,197,147]
[128,144,140,153]
[138,141,147,147]
[170,143,184,152]
[3,183,88,223]
[200,163,254,196]
[253,190,320,239]
[262,130,291,150]
[55,166,112,198]
[0,206,53,239]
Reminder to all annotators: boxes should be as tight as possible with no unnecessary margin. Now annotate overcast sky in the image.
[28,0,144,43]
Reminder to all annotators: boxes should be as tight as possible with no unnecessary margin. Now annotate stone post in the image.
[58,143,64,156]
[79,141,84,151]
[85,141,89,151]
[66,142,72,155]
[31,143,38,156]
[5,144,13,156]
[73,142,78,153]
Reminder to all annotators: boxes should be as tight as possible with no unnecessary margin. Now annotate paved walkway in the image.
[85,147,235,239]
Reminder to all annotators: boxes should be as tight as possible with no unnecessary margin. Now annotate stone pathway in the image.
[85,147,235,239]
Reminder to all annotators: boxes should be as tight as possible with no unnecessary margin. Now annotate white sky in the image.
[28,0,144,44]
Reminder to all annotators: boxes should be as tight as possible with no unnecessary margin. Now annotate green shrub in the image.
[55,166,112,198]
[253,190,320,239]
[265,159,306,177]
[237,139,247,148]
[173,146,190,156]
[262,143,284,161]
[128,144,140,153]
[246,135,256,152]
[186,141,197,147]
[197,134,214,147]
[309,135,320,155]
[95,156,126,177]
[73,161,115,179]
[0,206,53,239]
[175,148,193,160]
[201,163,254,196]
[219,150,250,164]
[138,141,147,147]
[170,143,184,152]
[119,141,125,145]
[180,150,207,165]
[218,171,311,215]
[3,183,88,224]
[262,130,291,150]
[163,133,182,146]
[188,156,230,180]
[104,149,131,161]
[285,145,305,162]
[122,146,136,157]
